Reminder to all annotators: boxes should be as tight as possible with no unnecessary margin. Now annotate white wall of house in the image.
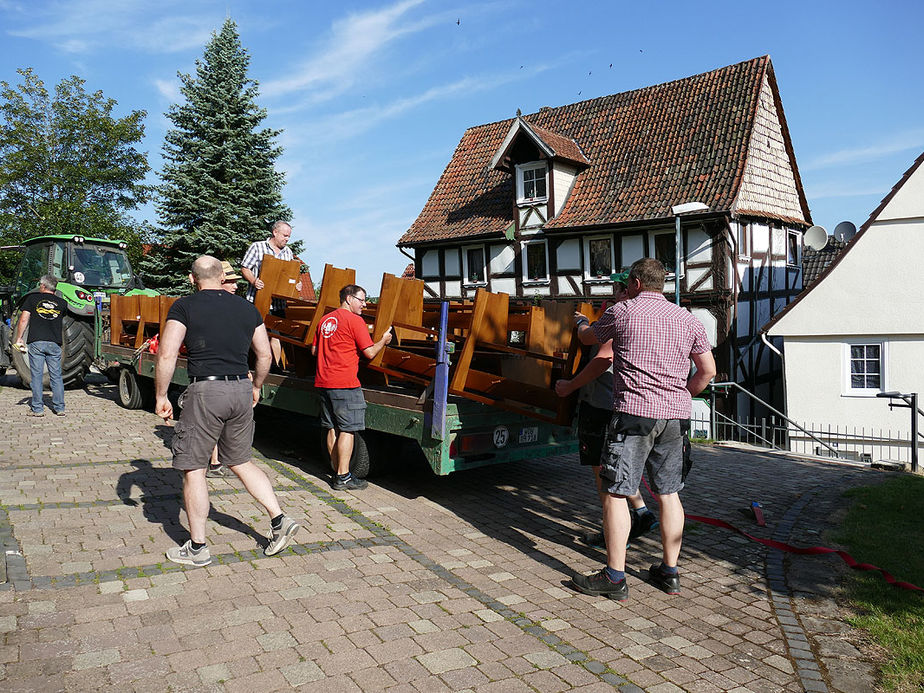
[781,337,924,437]
[552,163,578,216]
[768,154,924,461]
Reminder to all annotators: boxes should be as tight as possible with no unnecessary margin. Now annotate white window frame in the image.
[461,244,487,287]
[516,162,548,204]
[521,239,550,285]
[737,221,750,258]
[583,235,615,283]
[651,231,681,280]
[786,230,801,267]
[842,340,887,396]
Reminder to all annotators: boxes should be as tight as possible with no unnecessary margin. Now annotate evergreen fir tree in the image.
[141,19,291,293]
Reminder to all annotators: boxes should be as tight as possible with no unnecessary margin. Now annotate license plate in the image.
[518,426,538,444]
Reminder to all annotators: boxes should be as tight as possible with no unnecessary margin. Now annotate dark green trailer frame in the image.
[99,332,578,477]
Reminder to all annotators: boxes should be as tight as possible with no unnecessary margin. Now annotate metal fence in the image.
[691,410,917,466]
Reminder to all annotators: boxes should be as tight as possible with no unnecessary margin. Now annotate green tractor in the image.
[0,235,156,387]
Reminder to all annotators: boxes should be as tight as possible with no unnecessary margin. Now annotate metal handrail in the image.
[709,408,779,449]
[709,381,842,457]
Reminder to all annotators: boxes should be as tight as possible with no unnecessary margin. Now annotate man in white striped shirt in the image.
[241,221,301,308]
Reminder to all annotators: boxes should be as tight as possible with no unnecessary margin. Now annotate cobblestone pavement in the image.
[0,373,891,691]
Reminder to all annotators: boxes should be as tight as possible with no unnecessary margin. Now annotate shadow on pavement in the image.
[115,458,264,546]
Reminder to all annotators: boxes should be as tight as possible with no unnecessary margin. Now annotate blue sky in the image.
[2,0,922,286]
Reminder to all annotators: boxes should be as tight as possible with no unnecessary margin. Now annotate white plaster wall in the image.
[443,279,461,297]
[489,244,516,274]
[687,227,711,264]
[556,276,578,295]
[770,228,785,257]
[770,219,924,335]
[687,266,712,291]
[445,250,460,276]
[691,308,718,349]
[588,283,611,295]
[782,337,924,437]
[879,160,924,220]
[552,163,578,216]
[752,223,769,253]
[524,285,550,298]
[622,235,644,266]
[427,279,445,297]
[491,277,516,295]
[421,250,439,277]
[556,239,581,271]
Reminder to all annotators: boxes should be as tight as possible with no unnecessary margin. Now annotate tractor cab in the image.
[11,235,149,316]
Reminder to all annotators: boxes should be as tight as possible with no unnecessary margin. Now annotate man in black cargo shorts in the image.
[155,255,300,567]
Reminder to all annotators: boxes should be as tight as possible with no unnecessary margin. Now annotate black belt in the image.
[189,375,248,382]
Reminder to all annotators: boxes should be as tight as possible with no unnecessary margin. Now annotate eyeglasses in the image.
[349,294,367,304]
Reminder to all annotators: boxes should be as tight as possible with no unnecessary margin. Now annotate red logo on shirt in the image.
[319,315,339,338]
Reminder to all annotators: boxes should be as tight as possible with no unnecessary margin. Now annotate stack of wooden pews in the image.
[110,254,602,424]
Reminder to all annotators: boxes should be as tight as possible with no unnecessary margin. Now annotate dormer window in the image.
[516,162,547,204]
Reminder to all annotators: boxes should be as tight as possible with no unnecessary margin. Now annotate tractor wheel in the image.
[117,367,153,410]
[12,315,94,389]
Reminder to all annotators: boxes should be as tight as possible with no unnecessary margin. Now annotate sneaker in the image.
[331,475,368,491]
[264,515,300,556]
[206,464,232,478]
[571,569,629,601]
[648,564,681,595]
[26,410,44,417]
[629,509,659,540]
[165,540,212,567]
[580,530,605,548]
[52,410,66,417]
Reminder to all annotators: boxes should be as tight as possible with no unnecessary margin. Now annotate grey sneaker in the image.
[206,464,232,478]
[331,475,368,491]
[166,540,212,567]
[265,515,300,556]
[26,410,44,417]
[52,409,66,417]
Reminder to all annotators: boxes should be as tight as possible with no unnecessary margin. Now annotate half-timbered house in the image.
[398,56,811,415]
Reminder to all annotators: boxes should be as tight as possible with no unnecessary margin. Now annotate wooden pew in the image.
[253,255,302,318]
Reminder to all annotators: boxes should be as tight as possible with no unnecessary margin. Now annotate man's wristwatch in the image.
[576,316,590,327]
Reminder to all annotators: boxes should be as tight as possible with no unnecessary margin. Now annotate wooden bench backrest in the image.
[254,255,301,318]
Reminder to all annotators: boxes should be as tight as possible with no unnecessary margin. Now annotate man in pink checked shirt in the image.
[569,258,716,601]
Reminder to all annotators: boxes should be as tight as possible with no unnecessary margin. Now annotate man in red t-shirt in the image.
[312,284,392,490]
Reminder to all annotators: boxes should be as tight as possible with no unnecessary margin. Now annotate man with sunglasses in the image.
[312,285,392,490]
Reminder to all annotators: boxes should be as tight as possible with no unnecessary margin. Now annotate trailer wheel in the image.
[350,431,371,479]
[321,429,372,479]
[117,367,152,410]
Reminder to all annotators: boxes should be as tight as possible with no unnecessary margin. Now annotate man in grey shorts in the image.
[569,258,716,600]
[312,284,392,491]
[155,255,300,567]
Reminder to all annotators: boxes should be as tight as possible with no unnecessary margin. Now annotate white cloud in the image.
[803,129,924,170]
[260,0,436,100]
[7,0,216,54]
[153,78,181,102]
[282,65,549,144]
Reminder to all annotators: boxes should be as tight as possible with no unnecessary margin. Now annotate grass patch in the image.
[835,474,924,692]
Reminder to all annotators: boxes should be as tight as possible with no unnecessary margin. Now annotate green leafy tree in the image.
[141,19,291,294]
[0,68,150,283]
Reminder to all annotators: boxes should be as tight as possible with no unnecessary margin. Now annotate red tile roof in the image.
[400,56,807,246]
[401,262,415,279]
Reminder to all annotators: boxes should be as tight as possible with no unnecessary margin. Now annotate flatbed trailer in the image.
[97,302,578,476]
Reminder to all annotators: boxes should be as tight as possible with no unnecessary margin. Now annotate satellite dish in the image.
[803,225,828,251]
[834,221,857,243]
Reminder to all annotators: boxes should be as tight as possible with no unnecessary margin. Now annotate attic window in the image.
[516,162,547,204]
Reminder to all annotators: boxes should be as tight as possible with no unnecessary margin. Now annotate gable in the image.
[767,151,924,337]
[732,72,808,224]
[400,56,810,247]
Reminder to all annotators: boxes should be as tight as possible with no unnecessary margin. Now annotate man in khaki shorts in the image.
[155,255,300,567]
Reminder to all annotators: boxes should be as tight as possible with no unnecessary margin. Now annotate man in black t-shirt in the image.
[155,255,300,567]
[14,275,67,417]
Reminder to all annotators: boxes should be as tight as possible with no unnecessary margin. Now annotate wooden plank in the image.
[254,255,301,318]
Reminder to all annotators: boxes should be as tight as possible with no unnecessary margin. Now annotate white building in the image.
[764,151,924,463]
